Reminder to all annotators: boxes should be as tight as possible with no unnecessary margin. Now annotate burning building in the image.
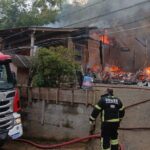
[0,26,150,86]
[57,0,150,86]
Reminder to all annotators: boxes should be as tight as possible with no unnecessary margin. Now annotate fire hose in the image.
[16,125,150,150]
[17,134,125,150]
[16,98,150,149]
[17,134,100,149]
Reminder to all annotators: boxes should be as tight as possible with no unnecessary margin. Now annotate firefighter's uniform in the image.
[89,93,125,150]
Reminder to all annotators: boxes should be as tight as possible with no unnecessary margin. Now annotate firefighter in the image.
[89,88,125,150]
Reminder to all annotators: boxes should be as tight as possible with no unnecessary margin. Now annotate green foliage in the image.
[0,0,64,29]
[32,46,79,87]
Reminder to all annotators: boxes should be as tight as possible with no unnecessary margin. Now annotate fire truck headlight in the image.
[15,118,21,124]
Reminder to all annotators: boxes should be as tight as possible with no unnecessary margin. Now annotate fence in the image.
[17,85,103,106]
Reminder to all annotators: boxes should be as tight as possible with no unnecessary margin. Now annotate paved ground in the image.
[2,140,86,150]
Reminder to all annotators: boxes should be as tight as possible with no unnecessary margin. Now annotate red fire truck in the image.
[0,52,23,146]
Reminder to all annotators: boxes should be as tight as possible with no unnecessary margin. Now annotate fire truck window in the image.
[0,65,7,83]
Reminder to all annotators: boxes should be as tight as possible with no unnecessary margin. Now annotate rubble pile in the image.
[95,65,150,87]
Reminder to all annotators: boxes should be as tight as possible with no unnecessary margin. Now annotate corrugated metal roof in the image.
[11,54,31,68]
[0,26,89,39]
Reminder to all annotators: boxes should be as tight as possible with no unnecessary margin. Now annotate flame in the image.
[144,67,150,75]
[91,64,100,72]
[100,35,110,45]
[110,66,121,72]
[105,65,122,73]
[137,67,150,81]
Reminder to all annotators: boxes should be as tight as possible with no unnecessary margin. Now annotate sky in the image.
[67,0,88,5]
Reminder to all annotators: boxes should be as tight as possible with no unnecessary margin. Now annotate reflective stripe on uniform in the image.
[101,137,103,149]
[90,116,95,121]
[108,96,114,98]
[102,110,104,122]
[106,118,120,122]
[95,104,101,110]
[119,106,124,111]
[101,137,110,150]
[111,139,119,145]
[89,121,93,124]
[120,118,123,120]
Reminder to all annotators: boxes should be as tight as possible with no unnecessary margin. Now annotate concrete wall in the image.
[23,102,92,140]
[22,84,150,150]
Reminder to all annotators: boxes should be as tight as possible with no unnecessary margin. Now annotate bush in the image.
[31,46,79,87]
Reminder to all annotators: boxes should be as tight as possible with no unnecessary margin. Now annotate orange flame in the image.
[91,64,100,72]
[100,35,110,45]
[104,65,124,75]
[109,65,121,72]
[144,67,150,75]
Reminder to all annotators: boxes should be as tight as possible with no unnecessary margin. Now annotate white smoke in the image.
[46,0,90,27]
[44,20,67,28]
[46,0,150,42]
[51,0,150,29]
[45,0,150,72]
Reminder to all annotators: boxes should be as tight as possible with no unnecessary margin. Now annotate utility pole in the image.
[99,40,103,71]
[30,31,35,56]
[145,39,148,67]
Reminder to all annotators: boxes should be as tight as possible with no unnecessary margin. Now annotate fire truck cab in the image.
[0,52,23,146]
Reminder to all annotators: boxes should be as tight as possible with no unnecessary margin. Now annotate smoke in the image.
[44,20,66,28]
[46,0,150,29]
[45,0,150,72]
[46,0,89,27]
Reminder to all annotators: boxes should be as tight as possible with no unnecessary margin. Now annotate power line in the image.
[35,20,150,46]
[4,21,150,54]
[62,15,150,37]
[41,23,150,44]
[1,0,149,40]
[3,29,28,40]
[36,34,89,46]
[4,14,150,44]
[4,15,150,48]
[3,19,150,53]
[2,1,149,41]
[63,0,150,27]
[112,16,150,29]
[2,33,89,53]
[5,21,150,51]
[85,15,150,35]
[36,35,94,47]
[35,23,150,47]
[108,23,150,34]
[60,0,104,18]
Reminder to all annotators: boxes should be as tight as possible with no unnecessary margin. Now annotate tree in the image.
[0,0,63,29]
[31,46,79,87]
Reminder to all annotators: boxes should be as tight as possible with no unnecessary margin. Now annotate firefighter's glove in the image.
[89,121,96,135]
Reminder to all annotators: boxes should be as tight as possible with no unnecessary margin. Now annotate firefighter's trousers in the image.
[101,122,120,150]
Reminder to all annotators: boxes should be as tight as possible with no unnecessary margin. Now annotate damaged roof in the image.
[0,26,78,39]
[11,54,31,68]
[0,26,95,52]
